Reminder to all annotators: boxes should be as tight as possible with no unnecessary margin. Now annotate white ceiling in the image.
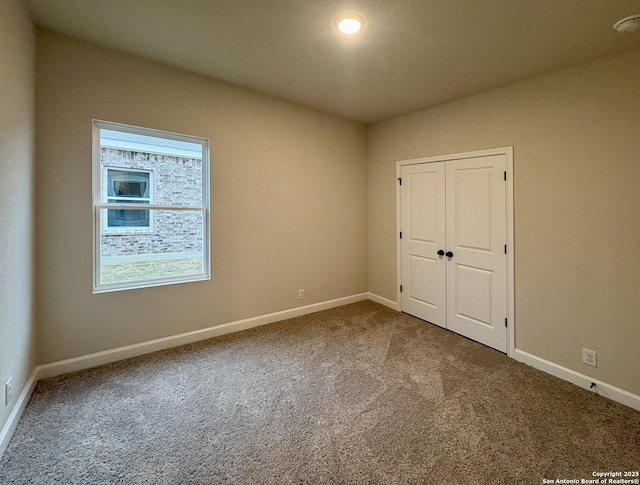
[25,0,640,123]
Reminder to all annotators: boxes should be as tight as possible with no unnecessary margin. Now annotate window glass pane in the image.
[151,156,202,206]
[101,129,202,159]
[100,131,202,207]
[108,177,149,199]
[99,208,205,285]
[107,208,150,227]
[114,181,144,197]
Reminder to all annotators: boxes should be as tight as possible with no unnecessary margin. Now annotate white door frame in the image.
[396,146,515,357]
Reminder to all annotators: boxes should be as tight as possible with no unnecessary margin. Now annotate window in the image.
[93,120,210,293]
[105,169,152,228]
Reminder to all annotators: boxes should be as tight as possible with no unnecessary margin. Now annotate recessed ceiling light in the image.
[613,14,640,33]
[336,15,363,35]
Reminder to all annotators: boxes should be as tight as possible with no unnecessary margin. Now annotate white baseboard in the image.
[0,368,37,459]
[514,349,640,412]
[367,292,400,311]
[36,293,369,380]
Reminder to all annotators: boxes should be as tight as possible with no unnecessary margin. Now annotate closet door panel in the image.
[446,155,507,352]
[400,163,446,328]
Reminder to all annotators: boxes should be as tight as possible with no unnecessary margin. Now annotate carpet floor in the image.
[1,301,638,484]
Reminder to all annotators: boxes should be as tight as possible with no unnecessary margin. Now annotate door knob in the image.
[437,249,445,256]
[445,251,454,258]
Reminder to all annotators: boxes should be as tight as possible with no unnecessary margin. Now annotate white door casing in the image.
[397,148,513,354]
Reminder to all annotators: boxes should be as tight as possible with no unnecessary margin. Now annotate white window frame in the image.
[93,120,211,293]
[102,167,154,235]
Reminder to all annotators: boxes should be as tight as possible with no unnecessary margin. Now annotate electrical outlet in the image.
[582,348,597,368]
[298,288,305,300]
[4,377,12,407]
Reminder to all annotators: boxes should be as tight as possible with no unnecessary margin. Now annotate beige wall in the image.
[36,30,367,364]
[367,47,640,396]
[0,0,36,431]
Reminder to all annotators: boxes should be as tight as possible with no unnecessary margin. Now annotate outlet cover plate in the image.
[582,348,597,367]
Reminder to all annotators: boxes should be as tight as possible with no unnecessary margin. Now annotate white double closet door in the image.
[400,154,507,352]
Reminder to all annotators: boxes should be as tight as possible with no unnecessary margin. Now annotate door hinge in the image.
[399,231,402,239]
[400,285,403,293]
[505,318,508,328]
[504,244,507,254]
[398,177,402,185]
[504,171,507,181]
